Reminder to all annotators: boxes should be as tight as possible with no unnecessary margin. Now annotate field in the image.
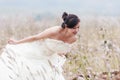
[0,15,120,80]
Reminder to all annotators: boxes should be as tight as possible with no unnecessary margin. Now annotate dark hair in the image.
[61,12,80,29]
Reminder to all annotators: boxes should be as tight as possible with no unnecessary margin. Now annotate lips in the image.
[73,32,77,35]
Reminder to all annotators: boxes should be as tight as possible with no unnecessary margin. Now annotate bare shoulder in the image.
[35,26,60,39]
[41,26,60,37]
[45,26,60,33]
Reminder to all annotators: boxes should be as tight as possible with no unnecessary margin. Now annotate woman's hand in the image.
[8,39,18,45]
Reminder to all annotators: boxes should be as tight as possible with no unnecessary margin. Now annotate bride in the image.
[0,12,80,80]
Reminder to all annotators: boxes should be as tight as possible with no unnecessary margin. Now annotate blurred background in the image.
[0,0,120,16]
[1,0,120,80]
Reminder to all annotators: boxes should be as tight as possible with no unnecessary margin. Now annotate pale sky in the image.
[0,0,120,16]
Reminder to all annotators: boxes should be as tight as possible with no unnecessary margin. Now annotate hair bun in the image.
[62,12,68,21]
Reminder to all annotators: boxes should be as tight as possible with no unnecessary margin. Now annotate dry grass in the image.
[0,15,120,80]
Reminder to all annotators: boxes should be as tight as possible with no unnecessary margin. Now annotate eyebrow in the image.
[73,26,79,29]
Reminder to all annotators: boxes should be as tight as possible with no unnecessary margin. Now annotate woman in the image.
[0,12,80,80]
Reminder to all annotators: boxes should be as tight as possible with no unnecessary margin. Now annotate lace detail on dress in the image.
[44,38,71,54]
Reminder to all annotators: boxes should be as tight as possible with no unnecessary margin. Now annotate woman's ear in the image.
[64,24,67,28]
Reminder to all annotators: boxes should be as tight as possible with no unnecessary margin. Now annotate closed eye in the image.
[72,26,79,29]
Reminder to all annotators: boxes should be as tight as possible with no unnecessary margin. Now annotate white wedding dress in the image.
[0,38,71,80]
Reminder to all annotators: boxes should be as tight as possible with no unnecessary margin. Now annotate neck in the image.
[59,28,72,39]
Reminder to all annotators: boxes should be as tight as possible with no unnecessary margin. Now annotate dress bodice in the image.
[44,38,71,54]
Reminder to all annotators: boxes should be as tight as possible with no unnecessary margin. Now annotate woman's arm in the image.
[8,35,40,44]
[8,27,56,44]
